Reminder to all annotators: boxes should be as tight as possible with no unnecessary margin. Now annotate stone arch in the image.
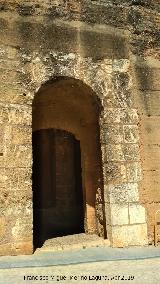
[32,76,107,248]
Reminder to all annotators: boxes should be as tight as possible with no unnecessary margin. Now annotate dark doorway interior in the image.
[32,129,84,249]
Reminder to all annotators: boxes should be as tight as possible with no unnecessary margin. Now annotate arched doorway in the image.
[32,77,106,249]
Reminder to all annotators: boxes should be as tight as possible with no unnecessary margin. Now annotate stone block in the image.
[0,124,4,152]
[107,184,128,204]
[113,59,130,72]
[0,189,32,215]
[103,59,113,66]
[102,144,125,162]
[103,108,139,125]
[123,144,140,161]
[0,87,32,105]
[129,204,146,224]
[102,125,123,144]
[103,108,122,124]
[0,57,20,69]
[2,45,19,60]
[0,106,8,124]
[112,72,132,91]
[141,144,160,171]
[126,162,142,182]
[1,106,32,126]
[11,126,31,145]
[141,169,160,203]
[110,204,129,225]
[0,155,4,167]
[0,217,6,239]
[122,109,139,124]
[135,65,160,91]
[12,218,32,242]
[142,203,160,243]
[0,168,7,188]
[0,69,17,84]
[103,90,133,108]
[0,243,12,256]
[123,125,139,143]
[5,145,32,168]
[128,183,139,202]
[11,241,33,255]
[106,183,139,204]
[140,115,160,145]
[112,224,148,247]
[5,167,32,191]
[103,162,126,183]
[135,91,160,116]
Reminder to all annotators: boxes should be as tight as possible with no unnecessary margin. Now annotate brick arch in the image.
[32,76,107,247]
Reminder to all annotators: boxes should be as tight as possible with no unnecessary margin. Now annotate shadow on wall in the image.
[134,58,154,116]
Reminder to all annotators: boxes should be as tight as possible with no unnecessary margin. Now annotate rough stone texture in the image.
[105,183,140,204]
[126,162,142,182]
[132,49,160,243]
[112,224,148,247]
[110,204,129,226]
[129,204,146,224]
[36,233,110,252]
[0,0,159,255]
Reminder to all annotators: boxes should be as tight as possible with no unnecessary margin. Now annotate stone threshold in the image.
[35,233,110,253]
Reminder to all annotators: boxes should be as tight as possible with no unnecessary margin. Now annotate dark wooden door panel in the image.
[33,129,84,247]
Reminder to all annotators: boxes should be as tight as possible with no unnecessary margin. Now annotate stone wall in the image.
[0,0,159,255]
[132,56,160,243]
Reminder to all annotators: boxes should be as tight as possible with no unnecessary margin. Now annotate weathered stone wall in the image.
[0,0,159,255]
[126,0,160,244]
[132,56,160,243]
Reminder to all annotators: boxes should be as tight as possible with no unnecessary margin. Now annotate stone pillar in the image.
[100,59,148,247]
